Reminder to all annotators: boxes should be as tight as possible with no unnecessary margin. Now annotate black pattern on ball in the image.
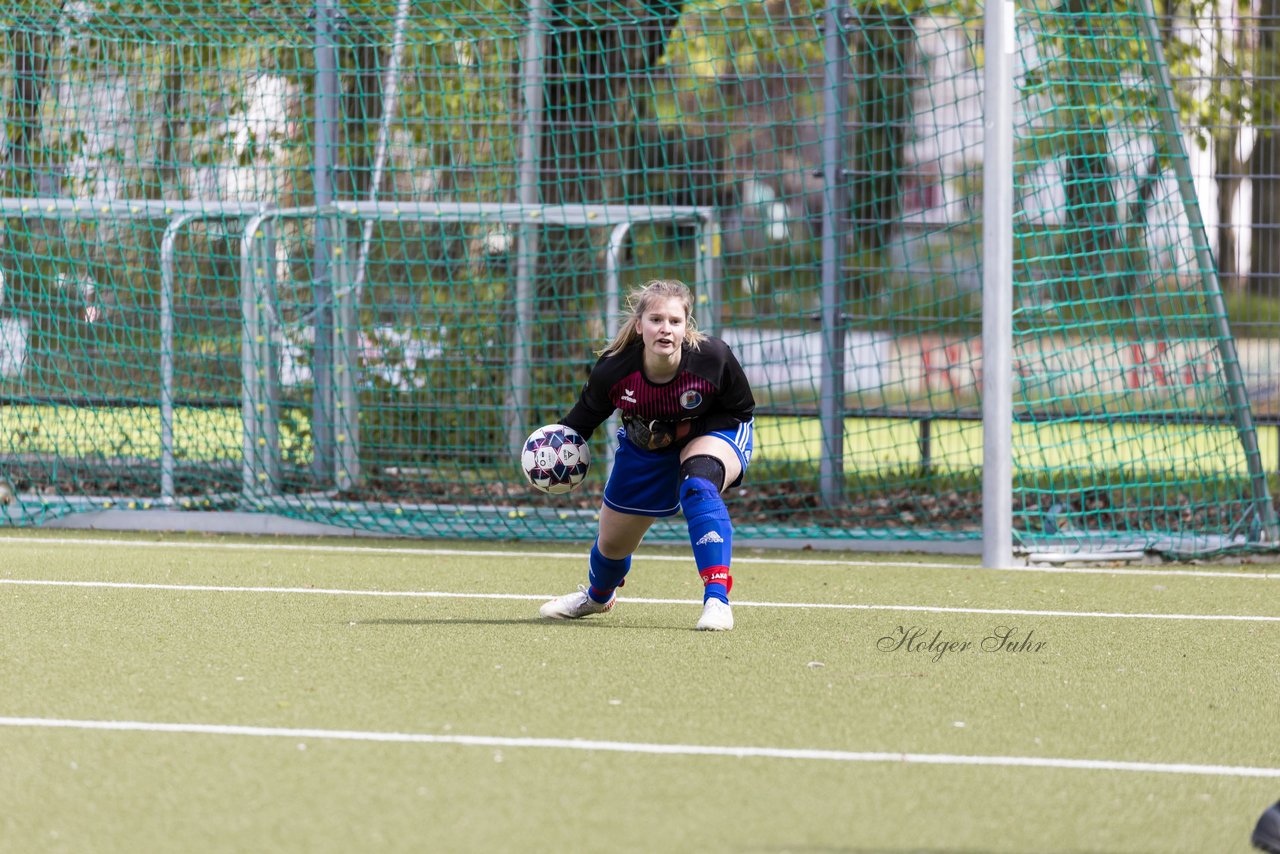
[520,424,590,495]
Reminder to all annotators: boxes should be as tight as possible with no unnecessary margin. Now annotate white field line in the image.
[1,716,1276,779]
[2,577,1279,623]
[0,535,1277,581]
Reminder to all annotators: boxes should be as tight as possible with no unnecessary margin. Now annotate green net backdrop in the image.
[0,0,1274,556]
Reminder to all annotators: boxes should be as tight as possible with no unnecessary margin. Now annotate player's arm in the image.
[701,345,756,433]
[559,356,616,441]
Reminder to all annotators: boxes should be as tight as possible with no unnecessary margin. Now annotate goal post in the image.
[983,0,1015,569]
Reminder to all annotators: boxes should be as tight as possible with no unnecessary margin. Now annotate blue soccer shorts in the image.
[602,420,754,518]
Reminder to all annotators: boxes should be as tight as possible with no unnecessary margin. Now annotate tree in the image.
[847,4,914,302]
[542,0,685,205]
[1050,0,1127,300]
[528,0,686,375]
[1199,1,1250,292]
[1148,0,1255,296]
[2,5,65,323]
[1251,0,1280,295]
[2,18,58,196]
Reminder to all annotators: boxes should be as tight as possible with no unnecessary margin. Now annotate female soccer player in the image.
[538,278,755,631]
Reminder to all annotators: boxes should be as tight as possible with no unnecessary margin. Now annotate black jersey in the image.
[560,336,755,453]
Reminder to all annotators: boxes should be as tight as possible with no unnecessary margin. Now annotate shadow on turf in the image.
[745,849,1104,854]
[351,618,688,630]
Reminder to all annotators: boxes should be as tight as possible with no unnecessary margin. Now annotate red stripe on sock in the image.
[698,566,733,594]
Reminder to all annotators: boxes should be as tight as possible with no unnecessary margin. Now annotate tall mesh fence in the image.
[0,1,1276,556]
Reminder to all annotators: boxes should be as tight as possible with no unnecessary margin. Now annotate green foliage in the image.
[0,0,1274,554]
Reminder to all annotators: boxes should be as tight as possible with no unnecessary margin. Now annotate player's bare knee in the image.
[596,509,651,558]
[596,536,633,560]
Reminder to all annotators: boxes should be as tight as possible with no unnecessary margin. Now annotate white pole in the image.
[982,0,1015,568]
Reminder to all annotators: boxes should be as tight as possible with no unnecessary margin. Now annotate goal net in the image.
[0,1,1273,559]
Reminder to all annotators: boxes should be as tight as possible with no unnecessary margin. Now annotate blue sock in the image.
[680,476,733,604]
[587,540,630,604]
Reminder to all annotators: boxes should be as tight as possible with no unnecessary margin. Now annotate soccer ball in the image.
[520,424,590,495]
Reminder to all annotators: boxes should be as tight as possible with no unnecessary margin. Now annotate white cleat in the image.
[695,598,734,631]
[539,585,615,620]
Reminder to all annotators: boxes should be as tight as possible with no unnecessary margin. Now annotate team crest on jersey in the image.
[679,389,702,409]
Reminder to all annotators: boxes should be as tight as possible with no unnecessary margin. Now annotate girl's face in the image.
[636,296,687,361]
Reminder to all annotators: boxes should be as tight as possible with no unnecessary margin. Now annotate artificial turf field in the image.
[1,531,1278,853]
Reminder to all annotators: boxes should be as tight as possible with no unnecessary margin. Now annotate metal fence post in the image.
[819,0,849,509]
[311,0,340,482]
[696,214,722,334]
[240,213,281,500]
[159,212,200,505]
[333,223,360,491]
